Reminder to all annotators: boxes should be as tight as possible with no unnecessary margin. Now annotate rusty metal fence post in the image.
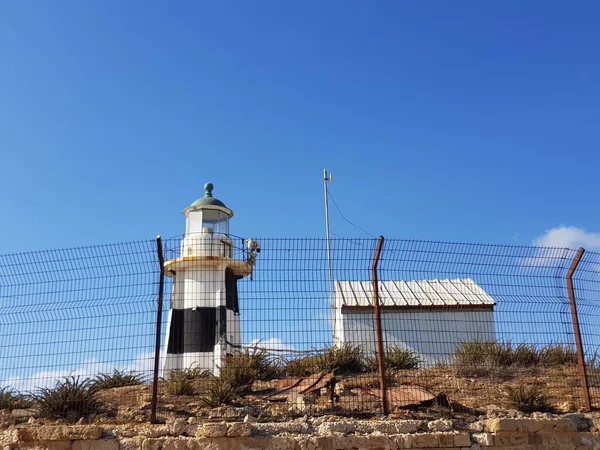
[151,235,166,423]
[372,236,388,415]
[566,247,592,412]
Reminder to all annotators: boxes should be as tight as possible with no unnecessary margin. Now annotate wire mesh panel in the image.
[157,236,599,420]
[0,237,598,424]
[573,250,600,408]
[0,241,159,421]
[375,240,587,414]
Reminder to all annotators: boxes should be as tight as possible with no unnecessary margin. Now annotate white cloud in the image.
[523,226,600,268]
[532,226,600,250]
[2,352,159,393]
[126,352,156,374]
[3,358,113,393]
[249,337,295,353]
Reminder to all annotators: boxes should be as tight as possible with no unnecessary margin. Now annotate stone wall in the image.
[2,417,600,450]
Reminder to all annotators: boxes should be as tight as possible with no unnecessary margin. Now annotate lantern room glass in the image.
[187,209,230,235]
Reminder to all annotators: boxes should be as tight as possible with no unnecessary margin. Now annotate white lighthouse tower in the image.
[162,183,257,376]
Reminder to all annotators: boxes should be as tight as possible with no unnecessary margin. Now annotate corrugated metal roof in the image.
[335,278,496,307]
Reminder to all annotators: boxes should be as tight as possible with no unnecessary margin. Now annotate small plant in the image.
[367,346,420,371]
[221,347,282,387]
[539,345,577,367]
[33,376,101,420]
[507,382,551,413]
[285,354,321,377]
[218,361,257,394]
[199,376,238,407]
[93,369,145,390]
[164,367,212,396]
[286,344,366,377]
[512,344,540,367]
[385,347,420,370]
[0,387,31,411]
[453,341,514,378]
[218,347,283,394]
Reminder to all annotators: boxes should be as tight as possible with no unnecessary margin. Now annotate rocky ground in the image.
[88,365,597,425]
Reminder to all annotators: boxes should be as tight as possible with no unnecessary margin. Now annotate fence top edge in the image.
[1,236,598,259]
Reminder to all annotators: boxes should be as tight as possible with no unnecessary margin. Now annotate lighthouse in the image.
[162,183,257,376]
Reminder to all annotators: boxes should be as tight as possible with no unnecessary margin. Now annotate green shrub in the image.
[453,341,578,378]
[164,367,211,396]
[286,344,365,377]
[0,387,31,411]
[385,347,420,370]
[507,382,551,413]
[366,347,420,371]
[512,344,540,367]
[93,369,146,390]
[217,348,281,394]
[453,341,515,378]
[539,345,577,367]
[199,376,238,407]
[285,354,320,377]
[34,376,101,420]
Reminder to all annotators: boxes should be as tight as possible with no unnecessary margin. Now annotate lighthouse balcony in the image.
[163,233,253,277]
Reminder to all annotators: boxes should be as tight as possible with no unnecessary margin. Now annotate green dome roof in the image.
[189,182,228,208]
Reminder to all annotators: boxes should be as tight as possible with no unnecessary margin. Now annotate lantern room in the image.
[183,183,232,235]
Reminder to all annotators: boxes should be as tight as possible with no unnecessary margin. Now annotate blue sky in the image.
[1,1,600,254]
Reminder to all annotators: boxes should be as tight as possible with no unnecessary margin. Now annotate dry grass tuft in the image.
[507,381,551,413]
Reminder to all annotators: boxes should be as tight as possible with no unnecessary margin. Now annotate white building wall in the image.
[339,309,495,367]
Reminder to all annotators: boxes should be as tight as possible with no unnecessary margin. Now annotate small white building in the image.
[162,183,257,376]
[334,278,496,367]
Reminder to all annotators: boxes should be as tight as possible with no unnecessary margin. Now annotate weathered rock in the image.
[493,431,530,447]
[73,439,119,450]
[168,419,187,436]
[288,395,315,414]
[25,425,103,442]
[226,423,252,438]
[564,413,592,431]
[472,432,494,446]
[507,409,520,418]
[254,422,311,436]
[243,414,256,423]
[35,441,72,450]
[0,428,21,447]
[412,433,439,448]
[486,417,576,433]
[427,418,452,432]
[0,415,16,430]
[137,426,171,438]
[136,394,151,407]
[208,406,254,420]
[376,420,423,435]
[454,432,472,447]
[467,421,484,432]
[118,436,145,450]
[10,409,37,419]
[160,437,188,450]
[141,438,164,450]
[196,423,227,438]
[317,421,356,435]
[334,382,348,397]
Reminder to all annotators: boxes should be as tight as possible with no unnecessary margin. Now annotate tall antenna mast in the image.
[323,169,336,344]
